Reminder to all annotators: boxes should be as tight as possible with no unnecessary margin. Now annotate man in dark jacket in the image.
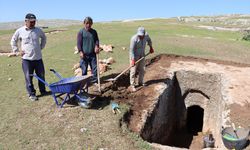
[77,17,100,84]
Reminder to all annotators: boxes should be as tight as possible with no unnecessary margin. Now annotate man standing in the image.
[77,17,100,85]
[10,13,47,101]
[130,27,154,92]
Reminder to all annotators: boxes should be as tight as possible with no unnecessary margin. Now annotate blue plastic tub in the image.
[221,127,249,150]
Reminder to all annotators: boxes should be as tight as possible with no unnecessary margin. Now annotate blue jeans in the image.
[80,53,97,83]
[22,59,46,96]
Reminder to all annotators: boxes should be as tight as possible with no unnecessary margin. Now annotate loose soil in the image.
[100,54,250,149]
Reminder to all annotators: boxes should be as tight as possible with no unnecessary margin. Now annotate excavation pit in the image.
[139,70,224,149]
[102,54,250,149]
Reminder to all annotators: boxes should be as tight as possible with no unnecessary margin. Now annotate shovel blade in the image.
[105,78,116,82]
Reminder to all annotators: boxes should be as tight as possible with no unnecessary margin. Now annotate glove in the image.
[111,102,121,114]
[111,102,119,110]
[150,48,154,53]
[131,59,135,66]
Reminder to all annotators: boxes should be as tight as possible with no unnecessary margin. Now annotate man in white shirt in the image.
[10,13,47,101]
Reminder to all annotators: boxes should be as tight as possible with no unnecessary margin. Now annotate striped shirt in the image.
[10,26,46,60]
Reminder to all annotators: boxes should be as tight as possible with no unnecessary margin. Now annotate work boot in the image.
[40,91,51,96]
[29,95,38,101]
[93,83,99,90]
[130,85,136,92]
[138,83,146,87]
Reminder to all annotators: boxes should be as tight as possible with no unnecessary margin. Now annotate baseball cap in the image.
[25,13,36,21]
[137,27,145,36]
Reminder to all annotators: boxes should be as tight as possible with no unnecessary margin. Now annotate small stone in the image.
[7,64,11,66]
[80,128,87,132]
[8,78,13,81]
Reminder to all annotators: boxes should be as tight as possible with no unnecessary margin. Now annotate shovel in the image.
[105,52,150,82]
[96,53,101,93]
[232,123,239,139]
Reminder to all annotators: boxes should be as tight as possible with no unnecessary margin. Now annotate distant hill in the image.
[0,19,81,30]
[2,14,250,30]
[177,14,250,27]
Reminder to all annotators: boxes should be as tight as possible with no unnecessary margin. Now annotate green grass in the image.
[1,18,250,149]
[0,29,14,35]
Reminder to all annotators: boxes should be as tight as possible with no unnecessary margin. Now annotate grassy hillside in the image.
[0,19,81,30]
[1,18,250,149]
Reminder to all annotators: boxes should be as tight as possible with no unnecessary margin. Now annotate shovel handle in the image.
[232,123,236,131]
[96,53,101,92]
[114,52,150,81]
[232,123,239,139]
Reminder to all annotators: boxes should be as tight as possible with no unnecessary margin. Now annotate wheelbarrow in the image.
[31,69,92,108]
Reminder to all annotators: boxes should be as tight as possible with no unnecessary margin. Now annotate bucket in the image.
[203,134,215,148]
[75,93,92,109]
[221,127,249,150]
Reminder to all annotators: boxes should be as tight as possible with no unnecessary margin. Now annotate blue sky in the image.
[0,0,250,22]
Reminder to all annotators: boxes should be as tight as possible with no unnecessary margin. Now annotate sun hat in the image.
[137,26,145,36]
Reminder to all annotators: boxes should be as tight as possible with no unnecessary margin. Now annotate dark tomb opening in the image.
[186,105,204,135]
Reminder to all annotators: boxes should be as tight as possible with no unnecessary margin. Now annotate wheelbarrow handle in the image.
[49,69,63,80]
[30,74,50,87]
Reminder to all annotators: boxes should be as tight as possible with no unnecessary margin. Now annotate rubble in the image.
[74,46,79,54]
[99,63,108,74]
[72,57,114,76]
[100,44,114,52]
[72,63,80,70]
[0,52,20,57]
[99,57,115,65]
[74,68,82,77]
